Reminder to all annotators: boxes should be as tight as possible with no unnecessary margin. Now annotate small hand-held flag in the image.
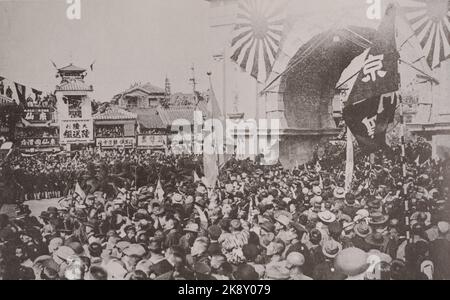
[156,179,164,202]
[194,204,209,230]
[415,155,420,166]
[315,160,322,172]
[74,182,86,201]
[90,60,96,71]
[202,77,224,189]
[345,129,355,193]
[193,170,201,182]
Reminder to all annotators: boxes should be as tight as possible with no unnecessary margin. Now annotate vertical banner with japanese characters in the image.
[343,4,399,152]
[60,119,94,144]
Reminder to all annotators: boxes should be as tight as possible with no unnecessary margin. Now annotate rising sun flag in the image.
[230,0,289,82]
[399,0,450,69]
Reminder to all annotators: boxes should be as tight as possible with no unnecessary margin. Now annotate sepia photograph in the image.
[0,0,449,283]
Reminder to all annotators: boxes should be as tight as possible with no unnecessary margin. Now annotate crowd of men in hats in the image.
[0,138,449,280]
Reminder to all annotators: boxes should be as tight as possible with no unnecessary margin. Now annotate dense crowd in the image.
[0,139,449,280]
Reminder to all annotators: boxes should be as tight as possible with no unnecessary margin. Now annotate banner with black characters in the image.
[60,119,94,144]
[20,137,59,148]
[343,92,398,152]
[342,5,400,153]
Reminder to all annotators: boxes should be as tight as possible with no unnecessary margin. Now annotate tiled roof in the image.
[158,106,205,125]
[93,107,137,120]
[56,80,93,92]
[140,82,165,94]
[130,108,166,129]
[58,63,86,72]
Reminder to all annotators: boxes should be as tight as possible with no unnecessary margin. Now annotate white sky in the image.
[0,0,212,102]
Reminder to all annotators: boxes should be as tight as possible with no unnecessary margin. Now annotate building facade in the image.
[93,106,137,149]
[55,64,94,150]
[114,82,166,110]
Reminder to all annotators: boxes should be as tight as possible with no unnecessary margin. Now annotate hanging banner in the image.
[96,137,136,148]
[60,119,93,144]
[137,134,167,149]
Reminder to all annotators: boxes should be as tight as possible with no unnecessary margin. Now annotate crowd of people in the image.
[0,138,449,280]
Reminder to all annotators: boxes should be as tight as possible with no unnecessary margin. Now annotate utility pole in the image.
[189,64,197,93]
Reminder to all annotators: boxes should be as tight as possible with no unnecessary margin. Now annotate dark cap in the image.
[233,264,259,280]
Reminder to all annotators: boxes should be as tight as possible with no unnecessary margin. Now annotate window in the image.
[67,96,83,119]
[148,97,158,107]
[95,125,124,138]
[126,97,137,109]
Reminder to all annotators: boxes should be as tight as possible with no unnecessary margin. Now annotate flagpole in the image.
[208,73,221,170]
[398,82,411,244]
[345,127,354,193]
[255,80,260,158]
[396,24,411,245]
[135,153,139,190]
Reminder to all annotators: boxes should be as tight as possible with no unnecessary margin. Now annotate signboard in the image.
[60,119,93,144]
[137,135,167,148]
[23,107,52,123]
[96,137,136,148]
[20,137,59,148]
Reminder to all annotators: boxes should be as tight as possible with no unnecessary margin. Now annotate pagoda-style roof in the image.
[93,106,137,121]
[58,63,86,73]
[56,80,93,92]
